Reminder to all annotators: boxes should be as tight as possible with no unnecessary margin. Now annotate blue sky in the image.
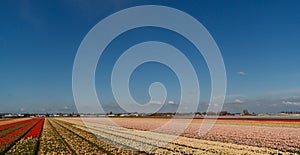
[1,0,300,114]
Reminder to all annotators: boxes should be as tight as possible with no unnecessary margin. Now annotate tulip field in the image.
[0,118,44,154]
[0,117,299,154]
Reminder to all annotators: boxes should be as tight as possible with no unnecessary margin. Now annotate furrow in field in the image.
[6,118,44,155]
[63,120,226,154]
[38,119,74,154]
[60,118,295,155]
[71,122,163,152]
[0,118,39,154]
[66,117,300,152]
[53,119,147,155]
[74,123,189,154]
[58,119,230,154]
[49,119,105,154]
[52,119,145,155]
[0,123,29,138]
[57,119,174,153]
[0,118,31,126]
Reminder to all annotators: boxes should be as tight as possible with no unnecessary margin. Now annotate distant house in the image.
[129,112,139,117]
[4,114,18,118]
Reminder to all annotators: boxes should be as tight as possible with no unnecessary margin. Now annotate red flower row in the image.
[24,118,45,138]
[0,118,40,154]
[0,119,32,133]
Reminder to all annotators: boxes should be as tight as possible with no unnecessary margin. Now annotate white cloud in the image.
[150,100,162,104]
[280,96,300,100]
[20,107,25,112]
[231,99,244,104]
[282,101,300,106]
[238,71,247,76]
[168,100,176,104]
[291,96,300,99]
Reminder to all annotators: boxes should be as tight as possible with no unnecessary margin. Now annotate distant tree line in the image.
[145,109,256,117]
[280,111,300,114]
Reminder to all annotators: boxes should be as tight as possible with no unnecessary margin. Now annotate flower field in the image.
[38,118,143,155]
[105,117,300,152]
[0,117,299,154]
[59,117,299,154]
[0,118,44,154]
